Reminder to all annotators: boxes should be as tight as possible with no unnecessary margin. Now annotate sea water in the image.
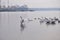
[0,11,60,40]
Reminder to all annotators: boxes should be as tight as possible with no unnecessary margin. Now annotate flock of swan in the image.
[20,16,60,31]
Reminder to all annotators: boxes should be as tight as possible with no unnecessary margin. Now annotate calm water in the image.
[0,11,60,40]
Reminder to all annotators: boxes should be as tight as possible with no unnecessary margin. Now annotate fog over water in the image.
[0,11,60,40]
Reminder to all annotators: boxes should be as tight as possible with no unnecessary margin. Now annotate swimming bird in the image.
[20,16,25,32]
[54,17,59,21]
[34,18,37,20]
[46,20,50,25]
[50,20,56,25]
[58,20,60,23]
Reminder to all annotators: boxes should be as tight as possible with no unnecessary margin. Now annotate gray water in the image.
[0,11,60,40]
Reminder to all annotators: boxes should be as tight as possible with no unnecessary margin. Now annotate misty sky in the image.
[1,0,60,8]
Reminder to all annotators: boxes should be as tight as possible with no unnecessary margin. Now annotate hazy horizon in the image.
[0,0,60,8]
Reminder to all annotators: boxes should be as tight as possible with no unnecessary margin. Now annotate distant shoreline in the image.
[0,8,60,12]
